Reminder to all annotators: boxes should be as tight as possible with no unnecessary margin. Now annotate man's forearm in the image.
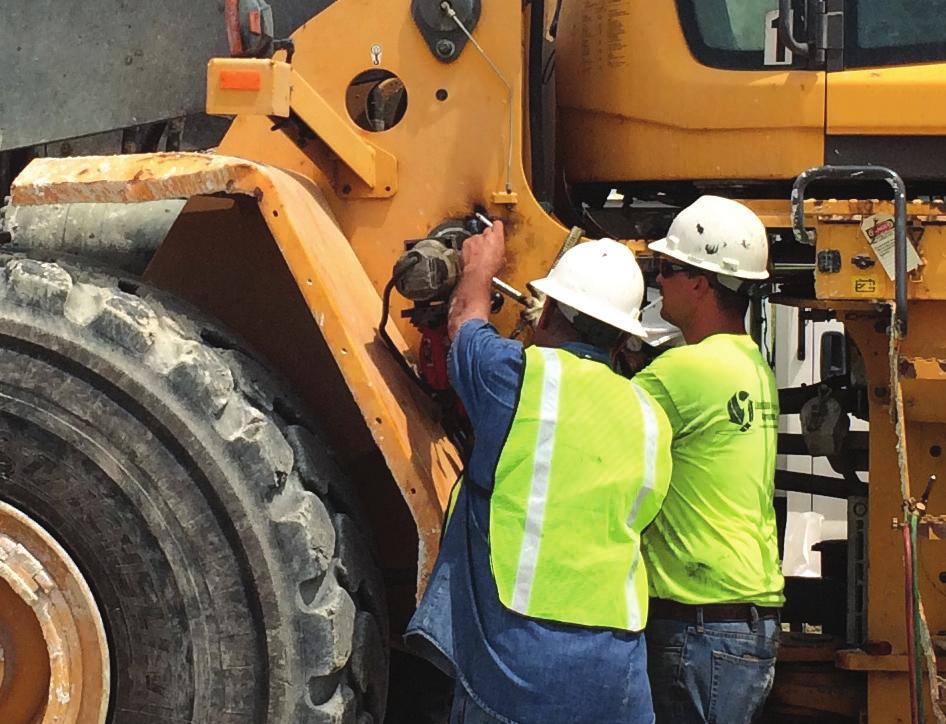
[448,270,493,340]
[447,219,506,340]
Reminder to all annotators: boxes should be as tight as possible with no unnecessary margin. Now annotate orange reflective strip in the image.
[219,70,262,91]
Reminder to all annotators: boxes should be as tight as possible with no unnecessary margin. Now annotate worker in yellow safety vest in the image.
[635,196,785,724]
[406,221,672,723]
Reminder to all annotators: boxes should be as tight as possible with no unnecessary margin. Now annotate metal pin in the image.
[491,277,529,305]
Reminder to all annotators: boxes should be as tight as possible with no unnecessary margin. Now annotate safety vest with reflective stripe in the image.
[489,346,672,631]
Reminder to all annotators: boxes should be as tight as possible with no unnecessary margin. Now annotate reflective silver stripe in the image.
[627,383,659,524]
[511,347,562,613]
[625,383,660,628]
[625,553,643,630]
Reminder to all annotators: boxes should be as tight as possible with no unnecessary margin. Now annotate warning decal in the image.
[859,214,921,281]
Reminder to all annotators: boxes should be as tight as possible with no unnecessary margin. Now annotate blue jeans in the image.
[646,609,779,724]
[449,657,656,724]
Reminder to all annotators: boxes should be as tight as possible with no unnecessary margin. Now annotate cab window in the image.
[846,0,946,67]
[676,0,785,69]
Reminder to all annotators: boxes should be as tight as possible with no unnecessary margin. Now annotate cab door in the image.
[823,0,946,176]
[556,0,826,186]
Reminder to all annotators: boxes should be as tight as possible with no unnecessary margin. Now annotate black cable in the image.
[378,258,436,396]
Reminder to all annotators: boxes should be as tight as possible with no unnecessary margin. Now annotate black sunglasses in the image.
[657,258,695,277]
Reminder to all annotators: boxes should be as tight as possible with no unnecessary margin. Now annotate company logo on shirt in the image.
[727,391,754,431]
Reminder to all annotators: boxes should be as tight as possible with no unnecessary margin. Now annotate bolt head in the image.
[435,38,456,58]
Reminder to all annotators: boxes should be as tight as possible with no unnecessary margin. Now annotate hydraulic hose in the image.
[903,521,920,724]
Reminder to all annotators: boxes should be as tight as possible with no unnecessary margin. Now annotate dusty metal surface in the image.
[287,69,398,196]
[0,0,334,151]
[2,200,184,274]
[840,310,946,722]
[810,203,946,304]
[0,500,109,723]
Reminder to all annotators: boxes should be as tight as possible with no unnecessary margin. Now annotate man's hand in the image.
[448,220,506,340]
[461,220,507,282]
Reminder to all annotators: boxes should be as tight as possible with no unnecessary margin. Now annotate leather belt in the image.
[649,598,780,623]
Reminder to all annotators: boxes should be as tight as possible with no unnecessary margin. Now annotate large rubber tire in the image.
[0,256,388,723]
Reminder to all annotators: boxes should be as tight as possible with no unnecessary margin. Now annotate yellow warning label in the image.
[852,277,878,295]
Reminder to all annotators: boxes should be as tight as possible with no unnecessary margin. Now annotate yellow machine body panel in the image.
[555,1,825,183]
[556,2,946,188]
[827,62,946,135]
[214,0,573,347]
[809,201,946,302]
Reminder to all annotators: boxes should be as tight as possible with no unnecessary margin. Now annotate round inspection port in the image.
[0,501,109,723]
[346,69,408,132]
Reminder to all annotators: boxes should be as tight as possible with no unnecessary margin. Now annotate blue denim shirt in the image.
[405,320,653,724]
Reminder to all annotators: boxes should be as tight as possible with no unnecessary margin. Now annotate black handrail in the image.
[791,165,909,335]
[777,0,809,57]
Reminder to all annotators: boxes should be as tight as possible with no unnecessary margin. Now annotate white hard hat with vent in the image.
[649,195,769,281]
[530,238,646,337]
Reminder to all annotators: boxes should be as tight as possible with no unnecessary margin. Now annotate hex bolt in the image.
[435,38,456,58]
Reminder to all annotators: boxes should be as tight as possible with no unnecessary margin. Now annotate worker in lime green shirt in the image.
[634,196,784,724]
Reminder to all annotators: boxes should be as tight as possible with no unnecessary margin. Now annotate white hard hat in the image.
[530,238,646,337]
[639,298,684,348]
[649,196,769,280]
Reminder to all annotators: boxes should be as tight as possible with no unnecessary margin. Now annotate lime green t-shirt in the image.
[634,334,785,606]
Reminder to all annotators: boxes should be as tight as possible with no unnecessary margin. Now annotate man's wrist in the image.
[461,265,495,285]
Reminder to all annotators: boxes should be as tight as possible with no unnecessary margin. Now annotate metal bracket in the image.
[290,71,397,199]
[817,249,842,274]
[412,0,482,63]
[814,0,844,70]
[792,165,909,335]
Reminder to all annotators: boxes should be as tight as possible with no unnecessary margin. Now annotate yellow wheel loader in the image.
[1,1,945,722]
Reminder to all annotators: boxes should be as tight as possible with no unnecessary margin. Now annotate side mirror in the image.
[820,330,848,381]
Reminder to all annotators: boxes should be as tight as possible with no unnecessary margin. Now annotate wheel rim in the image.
[0,500,109,723]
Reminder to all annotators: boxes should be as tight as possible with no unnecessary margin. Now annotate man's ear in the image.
[691,273,712,297]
